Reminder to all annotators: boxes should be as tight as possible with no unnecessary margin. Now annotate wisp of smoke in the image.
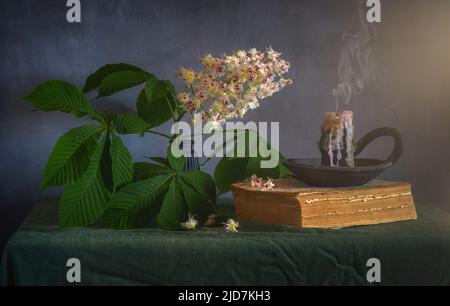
[333,0,380,111]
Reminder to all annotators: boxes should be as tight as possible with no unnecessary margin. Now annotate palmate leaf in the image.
[110,133,134,192]
[59,133,111,228]
[133,162,171,181]
[214,158,250,194]
[178,178,214,222]
[90,111,107,124]
[167,145,185,172]
[41,125,105,189]
[144,78,167,101]
[98,71,154,98]
[159,80,185,117]
[100,132,113,192]
[161,80,176,97]
[114,113,150,135]
[179,171,216,206]
[137,79,177,128]
[24,80,92,117]
[101,174,172,229]
[83,63,153,93]
[102,149,217,230]
[157,178,188,230]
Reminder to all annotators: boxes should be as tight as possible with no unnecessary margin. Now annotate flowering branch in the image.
[176,48,293,132]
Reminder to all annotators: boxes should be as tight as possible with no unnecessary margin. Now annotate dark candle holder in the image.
[284,127,403,187]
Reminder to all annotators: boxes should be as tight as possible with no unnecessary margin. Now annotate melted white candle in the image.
[323,111,355,168]
[340,111,355,167]
[328,127,335,167]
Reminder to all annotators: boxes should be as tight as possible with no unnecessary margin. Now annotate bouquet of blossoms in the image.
[177,48,293,132]
[23,47,293,231]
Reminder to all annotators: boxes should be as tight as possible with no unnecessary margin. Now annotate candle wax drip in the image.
[321,111,355,168]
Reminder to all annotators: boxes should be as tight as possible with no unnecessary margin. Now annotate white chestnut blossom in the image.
[181,215,198,230]
[250,174,263,188]
[224,219,240,233]
[249,175,275,192]
[261,178,275,192]
[203,120,221,134]
[177,48,293,132]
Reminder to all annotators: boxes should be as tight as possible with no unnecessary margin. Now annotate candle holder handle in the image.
[355,127,403,168]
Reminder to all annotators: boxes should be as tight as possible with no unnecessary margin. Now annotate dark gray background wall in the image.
[1,0,450,250]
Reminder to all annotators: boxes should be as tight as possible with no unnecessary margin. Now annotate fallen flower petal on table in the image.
[204,214,217,226]
[181,215,198,230]
[250,174,263,188]
[261,178,275,192]
[224,218,240,233]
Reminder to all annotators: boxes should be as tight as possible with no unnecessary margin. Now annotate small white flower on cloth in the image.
[250,174,263,188]
[181,215,198,230]
[223,218,239,233]
[260,178,275,192]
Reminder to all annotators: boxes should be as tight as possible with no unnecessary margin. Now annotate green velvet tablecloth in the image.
[1,199,450,286]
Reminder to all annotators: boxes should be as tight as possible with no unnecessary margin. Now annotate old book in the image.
[231,178,417,228]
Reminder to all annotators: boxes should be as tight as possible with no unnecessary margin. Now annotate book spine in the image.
[233,191,302,227]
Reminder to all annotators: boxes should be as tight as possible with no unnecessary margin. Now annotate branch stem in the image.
[146,130,174,140]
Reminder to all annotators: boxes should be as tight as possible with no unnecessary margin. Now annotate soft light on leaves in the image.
[137,80,177,128]
[114,113,150,135]
[83,63,153,93]
[110,133,134,192]
[161,80,177,97]
[24,80,92,117]
[144,78,167,101]
[98,71,153,98]
[41,125,104,189]
[59,133,111,228]
[101,174,172,229]
[32,63,221,230]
